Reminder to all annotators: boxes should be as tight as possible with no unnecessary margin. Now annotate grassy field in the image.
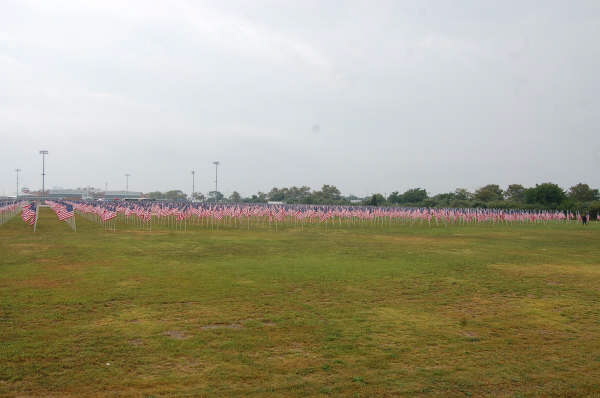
[1,208,600,397]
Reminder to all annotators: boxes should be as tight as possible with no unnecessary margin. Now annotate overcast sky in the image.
[1,0,599,197]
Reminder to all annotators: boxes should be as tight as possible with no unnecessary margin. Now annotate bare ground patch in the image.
[129,338,144,346]
[200,323,243,330]
[164,330,190,340]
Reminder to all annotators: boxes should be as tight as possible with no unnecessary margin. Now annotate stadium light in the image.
[125,174,130,194]
[191,170,195,198]
[39,150,48,198]
[213,161,220,201]
[15,168,21,199]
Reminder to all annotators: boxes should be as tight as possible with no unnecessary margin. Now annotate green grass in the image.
[1,208,600,397]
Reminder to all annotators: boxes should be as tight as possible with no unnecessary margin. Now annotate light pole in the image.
[212,161,220,201]
[191,170,195,199]
[125,174,130,194]
[15,168,21,200]
[39,150,48,198]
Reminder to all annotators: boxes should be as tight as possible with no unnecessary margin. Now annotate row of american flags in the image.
[0,200,39,227]
[0,200,72,230]
[62,200,576,230]
[0,201,22,225]
[1,199,587,232]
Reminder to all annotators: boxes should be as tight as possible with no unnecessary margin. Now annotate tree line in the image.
[143,182,600,218]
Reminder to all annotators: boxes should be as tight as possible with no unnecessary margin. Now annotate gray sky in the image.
[2,0,599,197]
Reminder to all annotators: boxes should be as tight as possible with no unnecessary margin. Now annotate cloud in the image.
[0,0,598,196]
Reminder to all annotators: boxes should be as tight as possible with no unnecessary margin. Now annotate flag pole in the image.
[33,202,39,232]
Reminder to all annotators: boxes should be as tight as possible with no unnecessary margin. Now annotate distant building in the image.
[19,189,145,201]
[16,190,75,200]
[100,191,144,200]
[45,189,86,199]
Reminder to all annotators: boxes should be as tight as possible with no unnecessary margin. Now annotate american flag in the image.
[56,204,75,221]
[100,209,117,222]
[21,203,37,225]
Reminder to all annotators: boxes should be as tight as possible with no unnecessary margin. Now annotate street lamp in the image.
[15,168,21,200]
[212,161,220,201]
[39,150,48,198]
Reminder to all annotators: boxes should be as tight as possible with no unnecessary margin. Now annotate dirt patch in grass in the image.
[461,331,481,342]
[164,330,190,340]
[200,323,243,330]
[129,338,144,346]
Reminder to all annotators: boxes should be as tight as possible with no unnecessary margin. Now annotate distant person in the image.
[582,214,588,225]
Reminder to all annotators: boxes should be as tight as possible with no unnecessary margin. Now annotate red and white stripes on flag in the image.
[47,201,75,221]
[21,203,37,225]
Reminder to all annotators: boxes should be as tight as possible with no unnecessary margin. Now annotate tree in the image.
[229,191,242,203]
[365,193,386,206]
[454,188,473,201]
[164,190,188,201]
[387,191,402,204]
[191,192,205,202]
[321,185,342,200]
[402,188,428,203]
[245,192,267,203]
[524,183,566,206]
[387,188,427,204]
[505,184,526,202]
[568,183,599,202]
[147,191,165,200]
[285,186,311,203]
[474,184,503,202]
[208,191,224,202]
[312,185,341,203]
[430,192,457,207]
[268,187,286,202]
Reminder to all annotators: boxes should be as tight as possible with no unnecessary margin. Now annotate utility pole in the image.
[15,168,21,200]
[125,174,130,194]
[39,150,48,199]
[212,161,220,201]
[191,170,195,199]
